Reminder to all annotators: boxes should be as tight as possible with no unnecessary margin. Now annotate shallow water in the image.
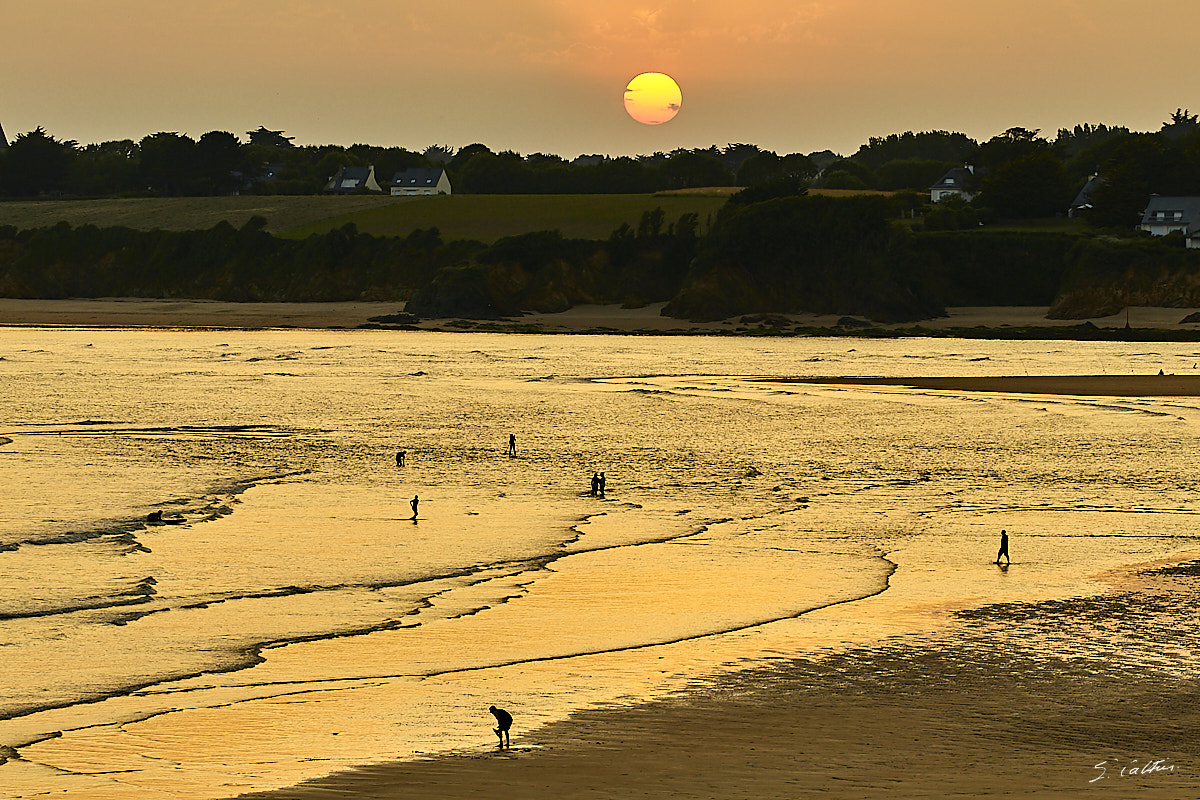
[1,330,1198,798]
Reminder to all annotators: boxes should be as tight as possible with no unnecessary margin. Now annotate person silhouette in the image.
[508,434,517,457]
[488,705,512,748]
[996,529,1010,565]
[598,472,606,496]
[410,495,419,520]
[396,451,406,467]
[590,472,600,496]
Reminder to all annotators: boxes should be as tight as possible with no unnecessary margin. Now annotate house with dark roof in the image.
[1068,174,1104,218]
[1139,195,1200,249]
[389,167,451,196]
[324,166,383,193]
[930,165,981,203]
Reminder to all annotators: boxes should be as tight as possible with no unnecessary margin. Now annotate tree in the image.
[735,150,782,185]
[1161,108,1200,140]
[975,127,1048,167]
[874,158,952,191]
[0,127,78,196]
[1085,134,1170,228]
[658,149,732,189]
[196,131,245,195]
[976,152,1073,218]
[138,132,199,195]
[246,126,295,147]
[817,158,874,189]
[851,130,977,170]
[72,140,140,195]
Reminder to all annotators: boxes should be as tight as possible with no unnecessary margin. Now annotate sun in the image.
[623,72,682,125]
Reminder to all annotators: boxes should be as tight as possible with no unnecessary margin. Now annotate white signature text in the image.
[1091,758,1176,783]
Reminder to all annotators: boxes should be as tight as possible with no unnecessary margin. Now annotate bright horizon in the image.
[2,1,1194,157]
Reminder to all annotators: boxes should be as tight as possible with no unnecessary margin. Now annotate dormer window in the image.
[944,178,955,185]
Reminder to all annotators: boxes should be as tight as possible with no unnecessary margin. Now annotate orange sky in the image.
[2,1,1194,156]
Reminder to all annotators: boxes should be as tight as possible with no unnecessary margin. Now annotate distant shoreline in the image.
[4,298,1200,340]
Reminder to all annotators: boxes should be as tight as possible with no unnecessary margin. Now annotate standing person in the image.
[488,705,513,748]
[410,495,419,520]
[508,434,517,457]
[996,529,1010,565]
[590,472,600,496]
[598,472,606,496]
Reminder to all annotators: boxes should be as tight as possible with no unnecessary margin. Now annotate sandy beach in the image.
[3,298,1200,334]
[235,557,1199,800]
[4,310,1197,800]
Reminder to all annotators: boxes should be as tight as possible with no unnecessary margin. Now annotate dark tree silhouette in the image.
[0,127,78,196]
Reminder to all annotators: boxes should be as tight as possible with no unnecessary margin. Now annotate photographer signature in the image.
[1091,758,1175,782]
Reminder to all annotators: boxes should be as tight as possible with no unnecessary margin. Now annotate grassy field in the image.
[281,193,732,242]
[0,193,732,243]
[0,196,398,235]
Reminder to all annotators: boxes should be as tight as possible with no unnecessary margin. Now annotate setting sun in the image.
[623,72,682,125]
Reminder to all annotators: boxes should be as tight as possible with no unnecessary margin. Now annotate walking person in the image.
[996,529,1010,565]
[410,495,419,520]
[590,472,600,496]
[598,472,606,496]
[488,705,513,748]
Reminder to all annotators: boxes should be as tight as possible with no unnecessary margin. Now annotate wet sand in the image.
[236,560,1200,800]
[786,375,1200,396]
[3,298,1200,335]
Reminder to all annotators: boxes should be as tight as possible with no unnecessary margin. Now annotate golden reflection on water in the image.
[2,330,1199,798]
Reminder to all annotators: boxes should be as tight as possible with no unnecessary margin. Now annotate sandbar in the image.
[784,374,1200,396]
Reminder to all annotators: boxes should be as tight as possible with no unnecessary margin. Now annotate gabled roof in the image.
[1071,175,1104,208]
[391,167,446,187]
[325,166,378,192]
[1140,195,1200,226]
[930,166,979,190]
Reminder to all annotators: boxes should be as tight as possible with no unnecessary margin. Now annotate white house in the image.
[324,166,382,193]
[1139,195,1200,249]
[390,167,452,196]
[930,165,981,203]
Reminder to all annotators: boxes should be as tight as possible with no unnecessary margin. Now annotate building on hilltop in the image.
[1139,195,1200,249]
[389,167,451,196]
[324,165,383,193]
[930,165,982,203]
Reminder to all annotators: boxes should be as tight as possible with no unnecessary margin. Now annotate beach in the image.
[1,329,1198,800]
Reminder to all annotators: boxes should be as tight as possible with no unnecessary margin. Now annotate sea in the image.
[1,329,1198,799]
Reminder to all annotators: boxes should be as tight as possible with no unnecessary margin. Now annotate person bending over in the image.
[488,705,512,748]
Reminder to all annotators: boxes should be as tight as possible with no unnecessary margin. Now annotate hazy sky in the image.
[3,1,1194,157]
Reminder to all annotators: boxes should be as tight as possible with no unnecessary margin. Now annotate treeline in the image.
[0,219,475,301]
[2,109,1196,224]
[0,213,698,308]
[0,127,818,198]
[6,186,1199,322]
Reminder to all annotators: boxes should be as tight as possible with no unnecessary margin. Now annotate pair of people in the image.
[589,472,607,496]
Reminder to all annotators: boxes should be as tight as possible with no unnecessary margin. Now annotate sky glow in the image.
[1,1,1194,156]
